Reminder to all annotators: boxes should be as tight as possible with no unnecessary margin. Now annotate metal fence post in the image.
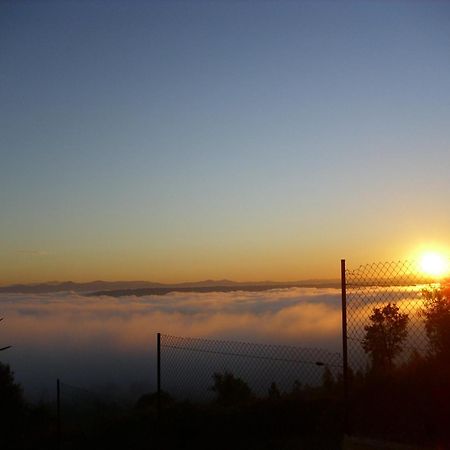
[341,259,349,435]
[157,332,161,419]
[56,378,61,449]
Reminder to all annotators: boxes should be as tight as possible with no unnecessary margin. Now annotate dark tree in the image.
[321,366,335,391]
[0,362,23,408]
[0,361,26,446]
[135,390,173,410]
[210,372,252,405]
[291,380,303,395]
[421,284,450,359]
[0,317,12,352]
[362,303,409,372]
[268,382,281,399]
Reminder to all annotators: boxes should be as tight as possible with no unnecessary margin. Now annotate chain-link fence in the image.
[157,334,344,449]
[159,334,342,402]
[345,259,445,372]
[344,258,450,446]
[50,333,344,450]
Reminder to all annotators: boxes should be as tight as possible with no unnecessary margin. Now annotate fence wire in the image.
[346,259,449,372]
[160,334,342,402]
[345,258,450,445]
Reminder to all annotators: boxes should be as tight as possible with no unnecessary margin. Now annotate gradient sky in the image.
[1,1,449,284]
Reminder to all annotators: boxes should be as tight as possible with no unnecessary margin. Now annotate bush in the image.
[210,372,252,406]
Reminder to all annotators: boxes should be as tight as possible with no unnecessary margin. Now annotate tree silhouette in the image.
[210,372,252,405]
[421,284,450,359]
[268,382,281,399]
[321,366,335,391]
[0,317,11,352]
[0,363,25,445]
[362,303,409,372]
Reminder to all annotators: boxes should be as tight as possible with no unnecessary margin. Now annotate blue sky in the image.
[1,1,449,283]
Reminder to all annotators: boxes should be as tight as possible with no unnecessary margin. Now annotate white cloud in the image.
[0,288,343,398]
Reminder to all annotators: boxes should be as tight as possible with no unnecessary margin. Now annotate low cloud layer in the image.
[0,288,343,398]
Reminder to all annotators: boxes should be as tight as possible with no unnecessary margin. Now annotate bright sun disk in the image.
[420,252,448,278]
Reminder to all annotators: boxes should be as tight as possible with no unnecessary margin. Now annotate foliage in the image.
[135,390,173,410]
[362,303,409,372]
[291,380,303,395]
[421,284,450,359]
[0,361,22,399]
[0,361,26,447]
[0,316,12,352]
[210,371,252,405]
[268,382,281,399]
[321,366,335,391]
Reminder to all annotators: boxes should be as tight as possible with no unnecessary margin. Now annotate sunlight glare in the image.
[420,252,448,278]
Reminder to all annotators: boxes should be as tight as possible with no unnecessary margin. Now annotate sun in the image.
[420,252,448,278]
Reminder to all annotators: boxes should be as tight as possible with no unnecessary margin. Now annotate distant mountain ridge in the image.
[0,279,340,295]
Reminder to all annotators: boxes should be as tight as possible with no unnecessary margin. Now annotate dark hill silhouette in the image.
[0,279,340,295]
[0,280,165,294]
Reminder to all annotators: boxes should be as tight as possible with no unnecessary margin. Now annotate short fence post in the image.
[56,378,61,449]
[157,332,161,419]
[341,259,349,435]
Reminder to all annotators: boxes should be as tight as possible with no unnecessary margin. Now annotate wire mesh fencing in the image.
[157,334,345,449]
[344,258,450,445]
[158,334,342,402]
[345,258,449,373]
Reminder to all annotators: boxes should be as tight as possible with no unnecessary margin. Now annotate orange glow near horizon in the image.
[2,241,449,286]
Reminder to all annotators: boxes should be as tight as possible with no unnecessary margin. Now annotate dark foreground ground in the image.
[3,356,450,449]
[2,387,343,450]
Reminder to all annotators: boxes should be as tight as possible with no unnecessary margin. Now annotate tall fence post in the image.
[56,378,61,449]
[341,259,349,435]
[157,332,161,419]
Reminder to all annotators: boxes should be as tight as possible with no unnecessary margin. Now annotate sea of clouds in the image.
[0,288,344,400]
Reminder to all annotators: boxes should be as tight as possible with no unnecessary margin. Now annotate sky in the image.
[1,1,449,284]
